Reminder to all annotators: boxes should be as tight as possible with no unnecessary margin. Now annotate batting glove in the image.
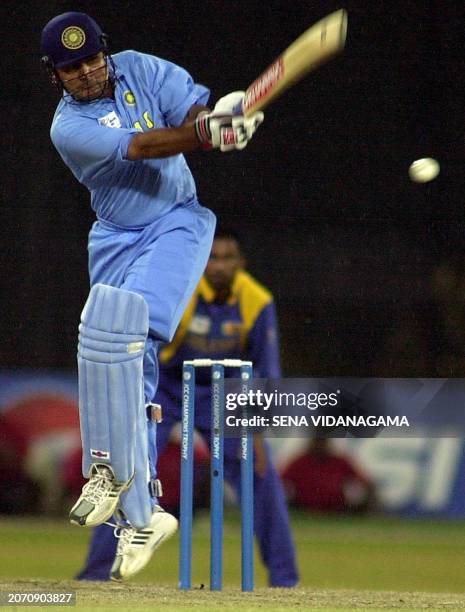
[195,111,264,152]
[213,91,246,114]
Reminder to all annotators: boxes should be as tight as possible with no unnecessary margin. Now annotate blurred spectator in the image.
[379,255,465,376]
[430,257,465,375]
[281,437,376,513]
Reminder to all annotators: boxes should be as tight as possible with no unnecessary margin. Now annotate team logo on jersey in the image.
[61,26,86,50]
[188,314,211,335]
[98,111,122,129]
[124,90,136,106]
[222,321,243,336]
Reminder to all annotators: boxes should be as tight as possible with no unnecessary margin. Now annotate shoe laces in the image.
[81,467,114,504]
[115,525,138,555]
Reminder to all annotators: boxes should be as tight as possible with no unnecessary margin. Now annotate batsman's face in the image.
[56,52,108,101]
[205,238,244,293]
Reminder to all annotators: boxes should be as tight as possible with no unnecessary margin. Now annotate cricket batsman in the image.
[40,11,263,580]
[77,230,299,586]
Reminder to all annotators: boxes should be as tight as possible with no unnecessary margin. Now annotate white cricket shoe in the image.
[110,506,178,580]
[69,464,132,527]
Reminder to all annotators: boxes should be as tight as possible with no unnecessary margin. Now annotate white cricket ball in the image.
[408,158,440,183]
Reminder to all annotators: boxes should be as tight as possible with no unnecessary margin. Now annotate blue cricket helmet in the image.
[41,12,108,69]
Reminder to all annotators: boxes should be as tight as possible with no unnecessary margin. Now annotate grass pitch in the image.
[1,512,465,609]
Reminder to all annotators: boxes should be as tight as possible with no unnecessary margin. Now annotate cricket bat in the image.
[238,9,348,117]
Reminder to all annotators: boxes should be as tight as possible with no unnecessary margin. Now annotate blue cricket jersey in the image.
[50,50,210,228]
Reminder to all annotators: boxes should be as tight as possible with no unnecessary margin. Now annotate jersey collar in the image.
[199,273,243,305]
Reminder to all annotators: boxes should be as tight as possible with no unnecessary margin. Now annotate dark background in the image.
[2,1,465,376]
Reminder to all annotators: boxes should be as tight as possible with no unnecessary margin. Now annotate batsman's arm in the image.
[183,104,211,124]
[126,104,209,160]
[126,103,263,159]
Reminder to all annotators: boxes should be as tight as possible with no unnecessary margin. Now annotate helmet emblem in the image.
[61,26,86,50]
